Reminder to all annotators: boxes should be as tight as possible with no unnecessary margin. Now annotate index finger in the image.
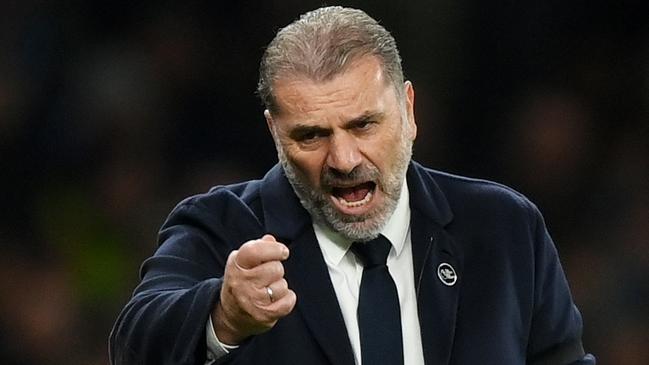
[235,236,289,270]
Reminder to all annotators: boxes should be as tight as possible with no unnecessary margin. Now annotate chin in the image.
[319,202,393,242]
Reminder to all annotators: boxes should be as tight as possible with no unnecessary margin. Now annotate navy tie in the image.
[351,235,404,365]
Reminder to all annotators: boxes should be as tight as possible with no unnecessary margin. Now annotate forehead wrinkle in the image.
[272,57,393,125]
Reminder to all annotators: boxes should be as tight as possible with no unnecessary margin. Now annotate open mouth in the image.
[331,181,376,208]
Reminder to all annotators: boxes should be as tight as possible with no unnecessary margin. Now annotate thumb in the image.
[262,234,277,242]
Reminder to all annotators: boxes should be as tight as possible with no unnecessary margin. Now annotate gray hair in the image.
[257,6,404,114]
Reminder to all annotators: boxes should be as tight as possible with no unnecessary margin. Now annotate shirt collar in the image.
[314,178,411,266]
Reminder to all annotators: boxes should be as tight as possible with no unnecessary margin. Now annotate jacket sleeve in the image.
[109,189,263,365]
[525,203,596,365]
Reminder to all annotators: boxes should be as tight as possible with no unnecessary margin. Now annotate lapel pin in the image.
[437,263,457,286]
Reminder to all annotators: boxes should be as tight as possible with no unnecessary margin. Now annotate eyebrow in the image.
[289,124,330,140]
[288,111,386,140]
[343,111,385,128]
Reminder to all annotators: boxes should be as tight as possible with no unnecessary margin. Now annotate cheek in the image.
[286,148,327,186]
[368,129,404,169]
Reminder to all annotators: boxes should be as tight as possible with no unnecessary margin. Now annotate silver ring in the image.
[266,286,274,302]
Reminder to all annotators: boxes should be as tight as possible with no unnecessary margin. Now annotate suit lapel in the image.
[411,211,462,364]
[283,227,356,365]
[260,165,355,365]
[407,162,462,365]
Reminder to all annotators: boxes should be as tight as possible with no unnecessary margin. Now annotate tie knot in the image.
[351,235,392,268]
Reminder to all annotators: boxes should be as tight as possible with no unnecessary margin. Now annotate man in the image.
[110,6,595,365]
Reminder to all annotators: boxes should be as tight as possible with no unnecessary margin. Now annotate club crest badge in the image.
[437,263,457,286]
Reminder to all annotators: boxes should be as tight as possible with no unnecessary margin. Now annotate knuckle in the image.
[287,290,297,307]
[274,291,297,316]
[277,278,288,291]
[275,262,285,276]
[268,261,284,278]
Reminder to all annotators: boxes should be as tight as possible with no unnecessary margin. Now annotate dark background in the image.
[1,1,647,364]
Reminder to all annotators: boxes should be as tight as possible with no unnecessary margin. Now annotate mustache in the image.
[321,164,380,188]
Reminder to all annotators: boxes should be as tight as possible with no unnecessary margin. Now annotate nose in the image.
[326,132,362,174]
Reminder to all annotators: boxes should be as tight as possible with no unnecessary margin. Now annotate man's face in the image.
[265,56,417,241]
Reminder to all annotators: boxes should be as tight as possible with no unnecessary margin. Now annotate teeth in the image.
[337,190,373,208]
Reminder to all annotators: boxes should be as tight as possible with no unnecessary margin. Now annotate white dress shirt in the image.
[206,179,425,365]
[314,180,424,365]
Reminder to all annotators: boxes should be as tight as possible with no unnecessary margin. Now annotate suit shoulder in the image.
[163,179,264,228]
[423,167,538,216]
[177,179,262,211]
[158,179,265,248]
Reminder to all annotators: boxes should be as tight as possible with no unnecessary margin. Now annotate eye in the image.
[300,131,319,141]
[356,121,371,129]
[294,129,329,145]
[353,120,376,132]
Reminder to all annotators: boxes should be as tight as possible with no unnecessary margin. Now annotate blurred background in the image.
[1,1,647,364]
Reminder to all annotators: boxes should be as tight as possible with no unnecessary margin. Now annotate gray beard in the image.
[274,129,412,242]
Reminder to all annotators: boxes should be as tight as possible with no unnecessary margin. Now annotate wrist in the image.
[213,303,247,345]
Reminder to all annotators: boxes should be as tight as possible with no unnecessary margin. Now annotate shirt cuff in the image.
[205,313,239,363]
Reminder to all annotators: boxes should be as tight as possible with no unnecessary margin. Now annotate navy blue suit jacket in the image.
[109,162,595,364]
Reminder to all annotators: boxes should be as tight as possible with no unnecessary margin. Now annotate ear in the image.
[264,109,274,132]
[404,81,417,140]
